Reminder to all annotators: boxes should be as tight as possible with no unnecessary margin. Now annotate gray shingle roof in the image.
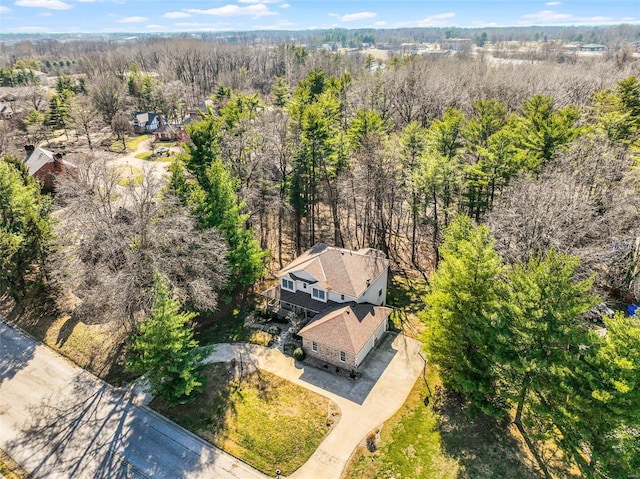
[278,243,389,298]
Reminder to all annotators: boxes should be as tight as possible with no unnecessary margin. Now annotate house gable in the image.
[277,243,389,300]
[299,303,391,357]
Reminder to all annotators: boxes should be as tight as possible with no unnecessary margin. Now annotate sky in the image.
[0,0,638,34]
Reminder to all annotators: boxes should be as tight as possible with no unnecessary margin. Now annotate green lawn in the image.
[195,305,254,344]
[152,363,337,476]
[134,151,153,160]
[113,165,143,187]
[343,367,541,479]
[109,134,151,153]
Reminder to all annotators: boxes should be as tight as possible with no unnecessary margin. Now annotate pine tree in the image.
[127,274,205,405]
[0,158,52,302]
[422,216,505,415]
[197,159,265,294]
[559,314,640,478]
[494,250,596,477]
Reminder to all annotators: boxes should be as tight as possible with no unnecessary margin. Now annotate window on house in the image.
[312,288,325,301]
[340,351,346,362]
[312,341,317,352]
[303,283,307,289]
[378,288,383,297]
[281,278,294,291]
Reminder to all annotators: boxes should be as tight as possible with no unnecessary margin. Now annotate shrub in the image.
[366,430,378,452]
[268,325,280,336]
[293,347,305,361]
[249,330,272,347]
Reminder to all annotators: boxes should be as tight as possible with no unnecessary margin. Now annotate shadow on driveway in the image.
[0,321,37,386]
[298,333,398,405]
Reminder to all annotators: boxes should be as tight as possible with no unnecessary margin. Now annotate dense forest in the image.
[1,33,640,478]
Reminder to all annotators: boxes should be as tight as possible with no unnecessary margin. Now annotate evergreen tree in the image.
[422,216,505,415]
[400,121,428,265]
[559,314,640,478]
[513,95,581,170]
[194,159,265,295]
[0,158,53,301]
[494,250,596,476]
[127,274,204,405]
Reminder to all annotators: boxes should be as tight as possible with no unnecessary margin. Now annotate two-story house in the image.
[262,243,392,372]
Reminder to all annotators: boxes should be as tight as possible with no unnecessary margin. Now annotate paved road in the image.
[203,333,425,479]
[0,322,267,479]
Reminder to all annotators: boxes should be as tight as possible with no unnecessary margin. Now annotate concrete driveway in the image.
[203,332,425,479]
[0,321,267,479]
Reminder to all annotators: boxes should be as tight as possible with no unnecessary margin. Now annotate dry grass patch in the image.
[152,363,338,476]
[0,449,31,479]
[113,165,143,186]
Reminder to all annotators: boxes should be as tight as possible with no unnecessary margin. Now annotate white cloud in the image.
[15,0,72,10]
[0,5,10,12]
[185,4,276,17]
[398,12,455,27]
[546,1,561,5]
[374,21,386,27]
[146,24,164,29]
[254,20,295,29]
[118,16,147,23]
[339,11,377,22]
[163,11,191,19]
[280,3,290,8]
[520,10,619,25]
[14,25,50,30]
[238,0,282,3]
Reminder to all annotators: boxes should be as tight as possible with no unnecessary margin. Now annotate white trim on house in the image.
[354,316,388,366]
[312,287,327,302]
[358,270,388,306]
[281,277,295,292]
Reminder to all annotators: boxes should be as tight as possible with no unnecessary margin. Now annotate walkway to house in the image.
[203,332,424,479]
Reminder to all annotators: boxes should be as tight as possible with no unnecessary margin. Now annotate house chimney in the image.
[158,114,165,127]
[53,153,63,172]
[25,145,35,155]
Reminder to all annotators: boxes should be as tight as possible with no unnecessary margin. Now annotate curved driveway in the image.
[0,319,423,479]
[203,333,424,479]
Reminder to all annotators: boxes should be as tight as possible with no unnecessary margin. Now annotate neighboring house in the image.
[580,44,606,52]
[154,124,190,143]
[23,145,75,191]
[131,112,163,133]
[262,243,392,372]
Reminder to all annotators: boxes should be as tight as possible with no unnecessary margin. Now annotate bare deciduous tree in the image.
[50,155,229,330]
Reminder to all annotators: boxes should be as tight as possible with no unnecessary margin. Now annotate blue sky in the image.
[0,0,638,34]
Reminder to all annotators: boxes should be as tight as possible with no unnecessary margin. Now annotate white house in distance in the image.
[262,243,392,372]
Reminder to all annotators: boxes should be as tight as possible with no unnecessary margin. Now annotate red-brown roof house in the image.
[24,145,75,192]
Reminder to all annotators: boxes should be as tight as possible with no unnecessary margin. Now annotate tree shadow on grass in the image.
[433,387,543,479]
